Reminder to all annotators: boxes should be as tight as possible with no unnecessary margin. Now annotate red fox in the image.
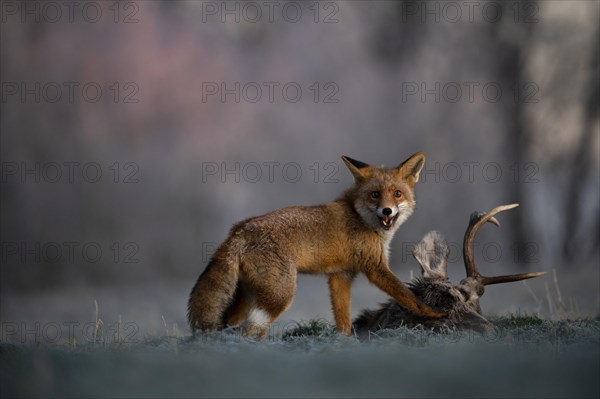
[188,152,445,338]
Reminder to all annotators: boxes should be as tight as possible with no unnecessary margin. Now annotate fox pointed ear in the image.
[397,152,426,184]
[341,156,372,181]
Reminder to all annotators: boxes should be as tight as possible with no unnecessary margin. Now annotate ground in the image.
[1,316,599,398]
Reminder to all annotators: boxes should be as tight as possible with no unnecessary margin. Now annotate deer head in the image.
[353,204,546,337]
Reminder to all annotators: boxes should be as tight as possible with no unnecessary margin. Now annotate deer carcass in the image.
[353,204,546,336]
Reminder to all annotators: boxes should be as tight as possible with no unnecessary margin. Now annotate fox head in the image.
[341,152,425,235]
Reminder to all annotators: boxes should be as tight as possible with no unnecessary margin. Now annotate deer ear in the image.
[341,156,373,181]
[413,231,449,279]
[396,152,426,184]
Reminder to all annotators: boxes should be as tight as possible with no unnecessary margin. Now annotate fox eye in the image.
[370,191,380,199]
[394,190,402,198]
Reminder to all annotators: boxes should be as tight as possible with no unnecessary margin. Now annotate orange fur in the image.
[187,152,444,339]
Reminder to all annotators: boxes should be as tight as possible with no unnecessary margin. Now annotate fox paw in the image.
[419,307,447,319]
[428,310,447,319]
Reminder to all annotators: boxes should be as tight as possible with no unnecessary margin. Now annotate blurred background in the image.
[1,0,598,342]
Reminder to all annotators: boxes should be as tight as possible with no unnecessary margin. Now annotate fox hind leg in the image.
[241,307,274,339]
[241,272,297,339]
[224,280,255,326]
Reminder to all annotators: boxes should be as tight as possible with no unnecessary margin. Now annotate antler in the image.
[463,203,546,285]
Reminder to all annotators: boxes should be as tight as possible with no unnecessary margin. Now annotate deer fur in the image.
[353,204,546,338]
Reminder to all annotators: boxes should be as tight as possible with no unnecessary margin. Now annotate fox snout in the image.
[376,207,400,229]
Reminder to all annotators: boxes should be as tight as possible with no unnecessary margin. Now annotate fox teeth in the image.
[379,214,399,229]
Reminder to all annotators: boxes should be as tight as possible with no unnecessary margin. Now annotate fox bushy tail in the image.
[187,244,239,332]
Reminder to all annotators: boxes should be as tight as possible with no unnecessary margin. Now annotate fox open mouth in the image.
[378,214,400,230]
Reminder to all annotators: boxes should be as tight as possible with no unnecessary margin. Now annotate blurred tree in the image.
[370,1,428,64]
[493,2,537,267]
[563,28,599,261]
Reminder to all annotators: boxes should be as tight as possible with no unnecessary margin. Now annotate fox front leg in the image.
[328,272,355,335]
[365,266,446,319]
